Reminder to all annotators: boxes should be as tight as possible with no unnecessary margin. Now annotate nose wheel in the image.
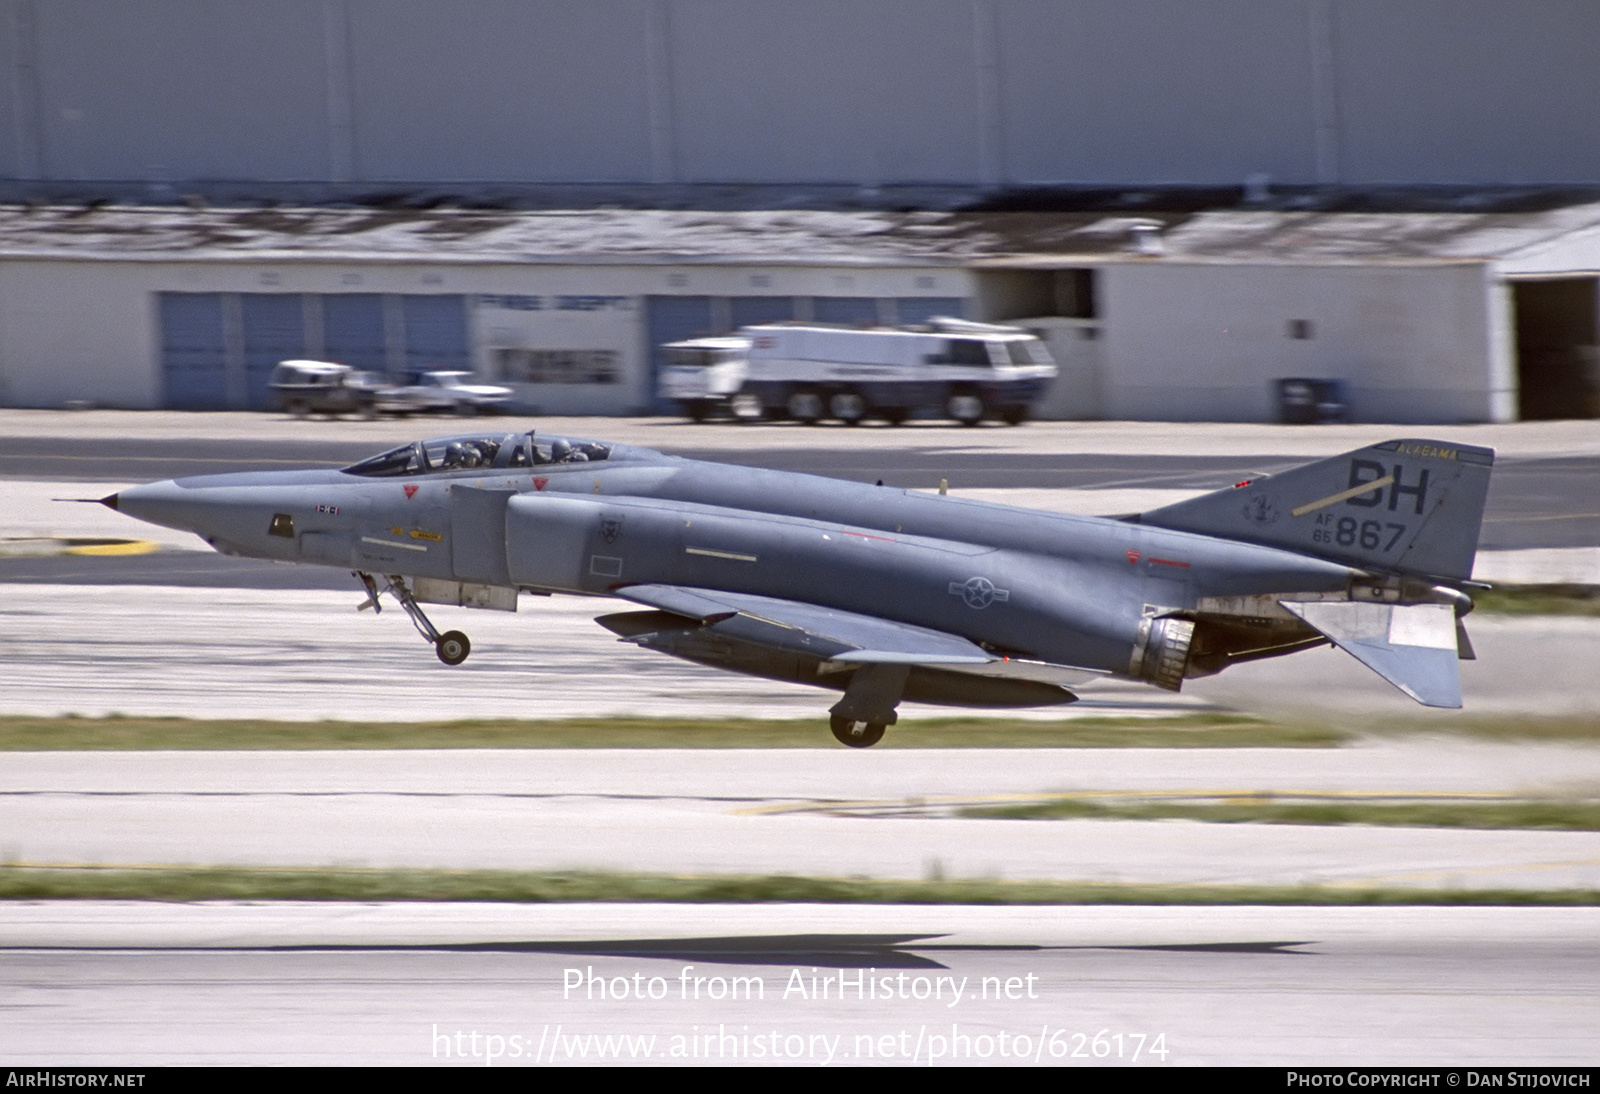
[354,571,473,666]
[435,630,471,666]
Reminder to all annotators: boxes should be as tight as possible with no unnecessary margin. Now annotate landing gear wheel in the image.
[946,393,985,426]
[435,630,471,666]
[829,714,887,748]
[828,391,867,425]
[787,390,824,424]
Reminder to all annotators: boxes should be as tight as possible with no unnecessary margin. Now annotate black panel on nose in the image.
[99,493,119,510]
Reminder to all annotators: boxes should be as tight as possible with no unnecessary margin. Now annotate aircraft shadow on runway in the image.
[19,934,1317,968]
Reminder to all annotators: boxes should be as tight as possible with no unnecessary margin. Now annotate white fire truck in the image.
[658,318,1057,425]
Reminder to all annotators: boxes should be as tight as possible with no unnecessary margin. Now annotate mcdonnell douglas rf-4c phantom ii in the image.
[104,430,1493,746]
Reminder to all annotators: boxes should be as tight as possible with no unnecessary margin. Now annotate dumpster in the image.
[1275,378,1347,424]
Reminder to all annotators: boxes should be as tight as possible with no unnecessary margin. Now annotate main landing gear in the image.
[354,571,472,666]
[829,714,887,748]
[826,663,905,748]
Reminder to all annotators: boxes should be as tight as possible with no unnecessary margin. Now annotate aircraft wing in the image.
[610,583,995,664]
[599,584,1104,691]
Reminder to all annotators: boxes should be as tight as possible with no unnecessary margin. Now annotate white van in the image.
[659,318,1057,425]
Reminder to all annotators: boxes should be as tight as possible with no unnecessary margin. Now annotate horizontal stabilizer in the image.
[615,584,995,665]
[1282,601,1462,708]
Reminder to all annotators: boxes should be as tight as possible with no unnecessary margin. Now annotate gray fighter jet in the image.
[104,430,1492,746]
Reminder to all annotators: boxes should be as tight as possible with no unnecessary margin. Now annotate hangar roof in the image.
[0,201,1597,270]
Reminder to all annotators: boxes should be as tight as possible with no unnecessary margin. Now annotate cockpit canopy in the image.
[341,431,612,477]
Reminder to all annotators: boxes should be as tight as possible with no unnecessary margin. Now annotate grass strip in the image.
[3,712,1598,750]
[0,712,1340,750]
[959,798,1600,830]
[1473,584,1600,616]
[3,865,1599,905]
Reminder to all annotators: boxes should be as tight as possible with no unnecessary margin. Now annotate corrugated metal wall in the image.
[2,1,1596,191]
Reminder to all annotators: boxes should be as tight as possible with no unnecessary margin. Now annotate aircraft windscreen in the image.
[342,432,610,476]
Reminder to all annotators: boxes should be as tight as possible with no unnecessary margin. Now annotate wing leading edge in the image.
[612,583,994,663]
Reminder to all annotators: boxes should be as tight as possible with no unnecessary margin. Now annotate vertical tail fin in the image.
[1138,439,1494,583]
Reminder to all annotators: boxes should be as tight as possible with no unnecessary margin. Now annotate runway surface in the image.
[3,902,1599,1066]
[5,743,1600,889]
[6,736,1600,1065]
[3,583,1599,721]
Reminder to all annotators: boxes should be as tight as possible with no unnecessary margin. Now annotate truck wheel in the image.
[829,391,867,425]
[946,393,985,426]
[879,407,908,426]
[1001,404,1029,425]
[680,400,711,422]
[288,399,310,420]
[730,393,764,422]
[787,390,824,424]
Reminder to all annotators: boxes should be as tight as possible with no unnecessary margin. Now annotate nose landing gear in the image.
[434,629,471,666]
[354,571,473,666]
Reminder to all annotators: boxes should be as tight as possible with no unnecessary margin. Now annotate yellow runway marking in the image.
[740,788,1525,818]
[62,539,160,556]
[1484,512,1600,523]
[1323,857,1600,888]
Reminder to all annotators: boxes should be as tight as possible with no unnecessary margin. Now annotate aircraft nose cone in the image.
[109,480,201,533]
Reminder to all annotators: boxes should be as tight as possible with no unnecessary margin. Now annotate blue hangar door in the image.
[159,293,230,410]
[320,294,390,377]
[161,292,311,411]
[241,294,307,410]
[160,292,468,408]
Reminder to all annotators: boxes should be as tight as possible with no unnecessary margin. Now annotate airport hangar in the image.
[0,202,1596,423]
[4,2,1598,203]
[0,0,1598,422]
